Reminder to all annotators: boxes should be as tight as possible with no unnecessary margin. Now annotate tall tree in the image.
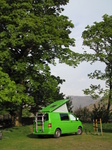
[0,0,79,123]
[82,14,112,114]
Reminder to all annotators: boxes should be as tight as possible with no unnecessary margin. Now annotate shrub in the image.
[22,117,34,125]
[91,103,110,123]
[74,107,91,123]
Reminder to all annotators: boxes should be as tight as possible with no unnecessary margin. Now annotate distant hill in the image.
[68,96,100,111]
[86,99,112,111]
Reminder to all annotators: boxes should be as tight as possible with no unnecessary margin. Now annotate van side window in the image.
[60,114,69,121]
[44,114,48,121]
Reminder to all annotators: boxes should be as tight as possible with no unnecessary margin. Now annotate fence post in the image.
[100,118,103,136]
[0,131,2,140]
[96,119,98,133]
[93,119,95,132]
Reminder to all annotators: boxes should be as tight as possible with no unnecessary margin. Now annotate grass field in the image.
[0,123,112,150]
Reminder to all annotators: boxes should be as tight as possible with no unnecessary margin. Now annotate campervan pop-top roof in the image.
[40,99,68,113]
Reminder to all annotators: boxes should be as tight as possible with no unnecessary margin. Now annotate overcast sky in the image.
[50,0,112,97]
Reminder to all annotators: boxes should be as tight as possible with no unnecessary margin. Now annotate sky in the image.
[50,0,112,97]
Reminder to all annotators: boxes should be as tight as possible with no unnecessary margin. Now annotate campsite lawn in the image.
[0,124,112,150]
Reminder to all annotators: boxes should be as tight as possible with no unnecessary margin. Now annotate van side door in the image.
[59,113,72,133]
[69,114,79,132]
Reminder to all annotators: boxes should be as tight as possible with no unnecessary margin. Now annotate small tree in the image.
[74,107,91,123]
[91,103,109,123]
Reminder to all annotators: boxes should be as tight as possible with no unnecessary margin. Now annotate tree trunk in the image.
[107,90,111,112]
[107,68,112,122]
[15,105,22,126]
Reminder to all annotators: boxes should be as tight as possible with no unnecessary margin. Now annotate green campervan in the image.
[33,99,83,138]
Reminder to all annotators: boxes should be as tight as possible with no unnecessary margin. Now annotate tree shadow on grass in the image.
[1,127,19,133]
[27,134,51,139]
[103,128,112,133]
[27,133,38,139]
[27,133,77,139]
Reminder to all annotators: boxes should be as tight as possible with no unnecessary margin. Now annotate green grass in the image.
[0,123,112,150]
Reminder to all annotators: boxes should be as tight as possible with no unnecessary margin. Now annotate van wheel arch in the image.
[77,126,82,135]
[54,128,61,138]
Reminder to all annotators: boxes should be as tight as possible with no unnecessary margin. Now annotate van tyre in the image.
[54,129,61,138]
[77,127,82,135]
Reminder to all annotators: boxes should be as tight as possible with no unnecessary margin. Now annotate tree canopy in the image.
[82,14,112,112]
[0,0,80,122]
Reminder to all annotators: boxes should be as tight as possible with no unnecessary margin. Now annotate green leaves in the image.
[82,14,112,111]
[0,67,16,102]
[0,0,78,117]
[0,67,33,105]
[83,84,105,99]
[82,14,112,57]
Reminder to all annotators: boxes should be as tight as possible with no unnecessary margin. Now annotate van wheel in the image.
[77,127,82,135]
[54,129,61,138]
